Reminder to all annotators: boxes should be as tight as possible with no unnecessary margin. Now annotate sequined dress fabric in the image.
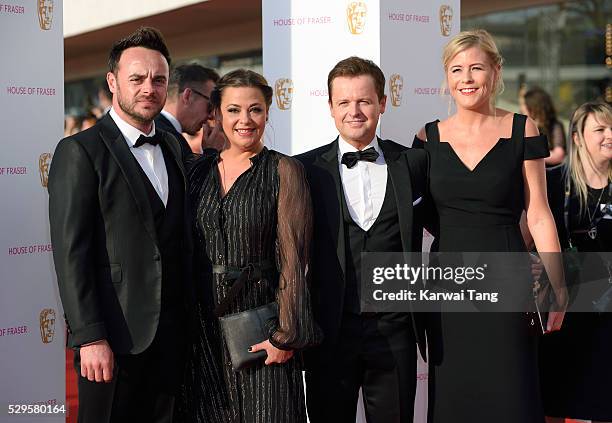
[177,147,320,423]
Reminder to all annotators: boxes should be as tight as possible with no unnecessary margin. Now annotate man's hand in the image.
[201,119,226,152]
[80,339,114,383]
[249,339,293,365]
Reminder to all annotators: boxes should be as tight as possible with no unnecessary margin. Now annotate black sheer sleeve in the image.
[269,156,323,350]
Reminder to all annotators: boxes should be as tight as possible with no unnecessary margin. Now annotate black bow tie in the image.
[134,133,161,148]
[341,147,379,169]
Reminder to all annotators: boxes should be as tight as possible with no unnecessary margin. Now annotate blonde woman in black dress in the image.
[540,101,612,423]
[414,30,567,422]
[179,69,321,423]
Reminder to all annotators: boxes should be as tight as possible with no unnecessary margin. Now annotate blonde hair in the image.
[568,101,612,214]
[442,29,504,104]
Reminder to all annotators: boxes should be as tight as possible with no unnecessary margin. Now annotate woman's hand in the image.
[546,310,566,333]
[249,340,294,365]
[546,288,568,332]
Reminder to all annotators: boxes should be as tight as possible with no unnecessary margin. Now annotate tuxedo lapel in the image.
[159,131,187,191]
[380,139,413,251]
[98,115,158,245]
[314,139,346,278]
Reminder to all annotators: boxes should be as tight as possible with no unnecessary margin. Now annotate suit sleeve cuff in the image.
[68,322,108,348]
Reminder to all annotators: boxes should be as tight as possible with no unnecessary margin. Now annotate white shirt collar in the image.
[109,107,156,147]
[337,135,382,158]
[160,110,182,134]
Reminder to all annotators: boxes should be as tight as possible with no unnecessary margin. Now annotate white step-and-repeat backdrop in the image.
[262,1,460,421]
[0,1,65,422]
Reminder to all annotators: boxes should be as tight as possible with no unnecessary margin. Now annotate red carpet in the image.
[64,349,586,423]
[65,348,77,423]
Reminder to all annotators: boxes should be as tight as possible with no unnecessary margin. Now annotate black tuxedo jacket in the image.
[296,138,430,362]
[48,114,194,355]
[155,113,193,161]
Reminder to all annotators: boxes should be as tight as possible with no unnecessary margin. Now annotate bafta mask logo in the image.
[347,1,367,35]
[37,0,54,30]
[274,78,294,111]
[39,308,56,344]
[439,5,453,37]
[39,153,52,188]
[389,74,404,107]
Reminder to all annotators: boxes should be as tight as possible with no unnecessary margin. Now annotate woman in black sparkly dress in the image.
[540,101,612,423]
[178,69,321,423]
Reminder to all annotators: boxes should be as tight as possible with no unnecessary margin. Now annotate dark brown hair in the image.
[327,56,385,102]
[108,27,171,73]
[523,87,558,144]
[210,69,273,110]
[168,64,220,95]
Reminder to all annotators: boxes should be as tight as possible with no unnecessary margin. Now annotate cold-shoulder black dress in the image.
[414,114,549,422]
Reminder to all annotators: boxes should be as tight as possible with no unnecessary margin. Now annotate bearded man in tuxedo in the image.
[49,27,193,423]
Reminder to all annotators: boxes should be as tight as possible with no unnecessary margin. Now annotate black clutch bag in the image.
[219,302,278,372]
[213,262,279,372]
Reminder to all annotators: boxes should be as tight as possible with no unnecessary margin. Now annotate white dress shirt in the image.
[160,109,182,133]
[109,108,169,206]
[338,136,387,231]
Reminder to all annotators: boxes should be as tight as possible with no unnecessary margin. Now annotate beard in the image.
[116,84,165,125]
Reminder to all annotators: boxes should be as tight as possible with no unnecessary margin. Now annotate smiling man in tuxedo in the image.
[49,27,192,423]
[295,56,430,423]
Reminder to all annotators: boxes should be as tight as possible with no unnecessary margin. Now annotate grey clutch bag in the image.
[219,302,278,372]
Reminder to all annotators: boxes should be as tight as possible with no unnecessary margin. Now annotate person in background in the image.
[520,87,567,166]
[97,82,113,118]
[80,111,97,131]
[64,113,82,137]
[539,101,612,423]
[155,64,220,158]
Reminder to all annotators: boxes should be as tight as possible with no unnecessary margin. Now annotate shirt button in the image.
[218,254,223,260]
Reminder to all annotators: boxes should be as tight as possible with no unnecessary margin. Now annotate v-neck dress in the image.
[414,113,549,422]
[177,147,321,423]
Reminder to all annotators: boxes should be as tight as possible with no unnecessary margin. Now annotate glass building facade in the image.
[463,0,611,120]
[64,1,610,122]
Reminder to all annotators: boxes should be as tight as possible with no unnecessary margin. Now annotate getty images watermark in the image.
[361,252,612,313]
[372,262,497,303]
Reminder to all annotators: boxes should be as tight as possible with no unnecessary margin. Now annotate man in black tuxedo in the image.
[296,57,430,423]
[49,27,192,423]
[155,64,221,157]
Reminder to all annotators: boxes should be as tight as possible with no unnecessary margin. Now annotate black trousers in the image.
[306,313,417,423]
[74,311,187,423]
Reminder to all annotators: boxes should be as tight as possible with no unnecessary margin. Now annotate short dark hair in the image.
[327,56,385,102]
[168,64,220,96]
[108,27,171,73]
[210,69,273,110]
